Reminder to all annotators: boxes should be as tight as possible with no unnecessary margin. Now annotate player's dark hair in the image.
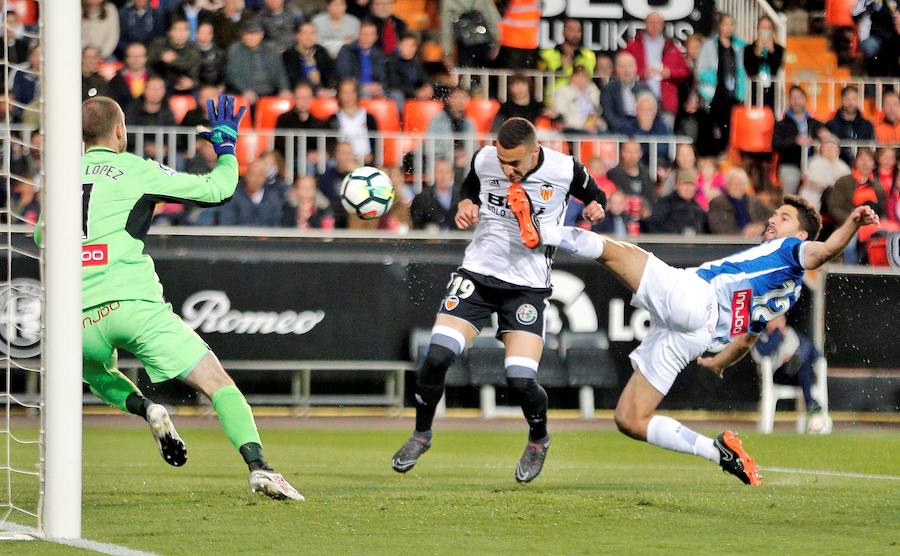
[82,96,123,146]
[497,117,536,149]
[783,195,822,240]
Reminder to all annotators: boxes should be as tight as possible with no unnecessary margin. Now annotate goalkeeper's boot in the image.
[146,403,187,467]
[249,465,305,501]
[507,182,542,249]
[391,434,431,473]
[714,431,762,486]
[515,434,551,483]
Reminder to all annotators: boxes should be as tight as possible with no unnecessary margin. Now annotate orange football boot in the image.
[507,182,541,249]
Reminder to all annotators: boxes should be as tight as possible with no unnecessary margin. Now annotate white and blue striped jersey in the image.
[690,237,807,344]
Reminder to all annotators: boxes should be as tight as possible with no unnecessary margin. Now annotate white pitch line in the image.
[0,521,158,556]
[761,466,900,481]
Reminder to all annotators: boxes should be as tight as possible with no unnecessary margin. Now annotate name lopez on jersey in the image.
[84,164,124,180]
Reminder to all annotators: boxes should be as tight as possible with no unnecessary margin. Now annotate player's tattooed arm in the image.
[801,205,880,269]
[697,332,760,378]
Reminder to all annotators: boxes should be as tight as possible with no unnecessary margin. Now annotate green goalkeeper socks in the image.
[211,385,262,454]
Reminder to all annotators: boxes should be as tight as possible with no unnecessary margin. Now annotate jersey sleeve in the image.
[139,153,240,207]
[460,149,482,205]
[568,159,607,208]
[780,237,807,270]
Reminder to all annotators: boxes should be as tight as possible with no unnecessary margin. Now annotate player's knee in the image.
[416,344,457,403]
[506,376,547,408]
[614,403,642,439]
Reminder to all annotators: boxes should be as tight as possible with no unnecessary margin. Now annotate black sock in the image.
[124,393,152,421]
[240,442,270,471]
[414,344,455,434]
[507,377,549,442]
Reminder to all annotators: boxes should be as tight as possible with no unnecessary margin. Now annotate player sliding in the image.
[510,154,879,485]
[38,95,302,500]
[392,117,607,482]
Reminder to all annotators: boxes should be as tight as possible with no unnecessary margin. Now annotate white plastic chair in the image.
[757,356,829,433]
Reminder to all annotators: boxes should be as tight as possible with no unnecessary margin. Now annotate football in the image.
[340,166,395,220]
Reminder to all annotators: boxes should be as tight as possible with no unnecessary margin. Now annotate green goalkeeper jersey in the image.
[37,147,239,310]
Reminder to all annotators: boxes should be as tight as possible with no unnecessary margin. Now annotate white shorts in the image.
[628,255,718,395]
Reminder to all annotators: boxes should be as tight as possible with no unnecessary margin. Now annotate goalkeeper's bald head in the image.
[82,96,126,151]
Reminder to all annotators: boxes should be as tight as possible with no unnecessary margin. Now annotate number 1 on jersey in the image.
[82,182,94,239]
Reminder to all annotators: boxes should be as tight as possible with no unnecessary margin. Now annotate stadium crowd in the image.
[1,0,898,263]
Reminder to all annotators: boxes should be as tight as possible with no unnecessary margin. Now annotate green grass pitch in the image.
[3,423,899,555]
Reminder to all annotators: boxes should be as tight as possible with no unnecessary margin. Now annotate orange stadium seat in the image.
[465,98,500,134]
[168,95,197,125]
[232,95,253,130]
[97,61,123,81]
[236,132,267,174]
[579,140,618,164]
[255,96,294,130]
[402,99,444,133]
[310,96,339,121]
[360,98,401,166]
[730,106,775,153]
[8,0,38,25]
[825,0,856,27]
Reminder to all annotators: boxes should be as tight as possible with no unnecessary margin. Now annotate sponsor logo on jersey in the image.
[730,289,751,336]
[181,291,325,335]
[0,278,41,358]
[516,303,538,325]
[489,179,500,187]
[82,302,121,328]
[156,162,177,176]
[82,244,109,266]
[539,184,554,201]
[444,296,460,311]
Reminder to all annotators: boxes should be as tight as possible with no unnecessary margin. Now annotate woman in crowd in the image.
[696,13,746,155]
[742,15,783,109]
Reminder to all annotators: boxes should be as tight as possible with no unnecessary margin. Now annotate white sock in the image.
[646,415,720,464]
[541,226,604,259]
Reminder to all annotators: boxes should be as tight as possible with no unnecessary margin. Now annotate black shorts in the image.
[437,268,551,339]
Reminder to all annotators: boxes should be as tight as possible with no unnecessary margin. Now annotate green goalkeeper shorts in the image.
[82,300,210,383]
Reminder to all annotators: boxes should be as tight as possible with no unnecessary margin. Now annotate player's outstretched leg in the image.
[503,333,550,483]
[392,320,468,473]
[84,358,188,467]
[507,182,542,248]
[615,371,761,486]
[182,353,304,500]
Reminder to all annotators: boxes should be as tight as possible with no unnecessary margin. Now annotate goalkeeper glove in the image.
[199,94,247,157]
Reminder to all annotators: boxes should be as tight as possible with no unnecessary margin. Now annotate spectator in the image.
[594,52,614,84]
[708,168,771,236]
[10,44,40,122]
[624,92,671,166]
[697,12,747,154]
[181,83,219,127]
[876,147,897,198]
[552,65,601,133]
[592,190,633,236]
[411,159,458,231]
[889,171,900,224]
[674,88,717,156]
[108,43,149,110]
[82,46,110,100]
[539,18,596,88]
[607,140,655,215]
[742,15,783,109]
[660,143,699,199]
[368,0,407,56]
[854,0,900,76]
[876,91,900,144]
[184,137,218,175]
[284,175,335,228]
[828,148,886,224]
[440,0,499,68]
[346,0,371,19]
[328,78,378,163]
[283,21,337,90]
[801,134,850,210]
[697,156,726,203]
[426,86,475,163]
[195,21,227,86]
[82,0,120,59]
[149,18,201,94]
[683,34,703,75]
[826,85,876,164]
[773,85,825,194]
[212,0,256,50]
[381,166,413,232]
[118,0,166,58]
[623,11,690,122]
[3,11,30,66]
[225,20,292,104]
[313,0,361,59]
[218,160,287,226]
[124,75,176,160]
[385,33,432,108]
[11,179,39,225]
[293,0,330,19]
[492,74,544,132]
[496,0,540,69]
[600,52,650,134]
[167,0,216,42]
[259,0,304,52]
[336,20,386,97]
[645,169,707,234]
[275,82,327,166]
[318,140,359,226]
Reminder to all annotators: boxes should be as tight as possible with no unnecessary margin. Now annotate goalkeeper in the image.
[38,95,302,500]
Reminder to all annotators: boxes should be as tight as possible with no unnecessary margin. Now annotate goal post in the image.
[41,2,82,539]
